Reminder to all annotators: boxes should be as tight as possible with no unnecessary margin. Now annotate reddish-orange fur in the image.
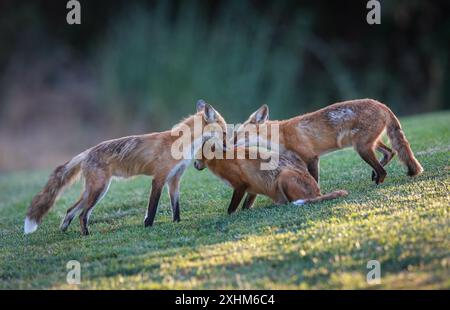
[238,99,423,184]
[194,146,348,213]
[24,101,227,235]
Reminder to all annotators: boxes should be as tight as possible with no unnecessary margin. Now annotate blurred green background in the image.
[0,0,449,171]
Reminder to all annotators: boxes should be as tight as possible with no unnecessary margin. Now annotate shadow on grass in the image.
[1,147,447,288]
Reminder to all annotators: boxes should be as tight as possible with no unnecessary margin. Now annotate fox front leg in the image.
[168,175,181,222]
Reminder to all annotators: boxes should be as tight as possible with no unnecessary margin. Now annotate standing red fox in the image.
[194,143,348,213]
[237,99,423,185]
[24,100,227,235]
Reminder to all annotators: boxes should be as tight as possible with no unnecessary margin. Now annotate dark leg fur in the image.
[144,179,164,227]
[228,188,247,214]
[60,196,85,232]
[371,141,395,181]
[242,194,257,210]
[357,145,387,185]
[79,186,106,236]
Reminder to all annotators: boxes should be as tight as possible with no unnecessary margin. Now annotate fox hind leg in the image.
[371,141,396,181]
[78,175,111,236]
[227,187,247,214]
[144,178,165,227]
[278,170,347,205]
[60,194,86,232]
[242,193,257,210]
[378,141,395,167]
[356,143,386,185]
[278,170,320,204]
[306,157,320,184]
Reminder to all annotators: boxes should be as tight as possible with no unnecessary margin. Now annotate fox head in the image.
[171,100,227,161]
[233,104,269,146]
[191,100,228,161]
[196,99,227,134]
[194,103,271,171]
[194,135,223,171]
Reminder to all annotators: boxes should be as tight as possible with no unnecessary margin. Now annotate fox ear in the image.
[250,104,269,124]
[196,99,206,112]
[203,103,217,123]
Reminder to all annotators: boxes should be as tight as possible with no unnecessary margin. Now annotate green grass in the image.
[1,111,449,289]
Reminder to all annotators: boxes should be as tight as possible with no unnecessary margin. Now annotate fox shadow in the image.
[9,157,439,288]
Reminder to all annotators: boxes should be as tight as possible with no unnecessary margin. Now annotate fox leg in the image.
[284,144,319,183]
[278,170,320,204]
[78,178,111,236]
[144,178,165,227]
[377,141,395,166]
[228,187,247,214]
[242,194,257,210]
[278,170,347,205]
[78,190,102,236]
[306,157,320,184]
[371,141,396,181]
[356,144,387,185]
[60,194,86,232]
[168,174,181,222]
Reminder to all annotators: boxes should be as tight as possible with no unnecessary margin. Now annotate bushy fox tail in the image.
[293,190,348,205]
[385,109,423,176]
[24,151,87,234]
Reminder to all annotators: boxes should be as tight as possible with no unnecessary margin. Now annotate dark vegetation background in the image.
[0,0,449,171]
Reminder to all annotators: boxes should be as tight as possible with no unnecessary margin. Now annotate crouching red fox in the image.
[194,142,348,213]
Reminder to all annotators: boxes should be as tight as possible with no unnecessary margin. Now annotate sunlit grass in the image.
[0,111,449,289]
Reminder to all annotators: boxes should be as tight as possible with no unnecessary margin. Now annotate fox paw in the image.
[371,170,377,182]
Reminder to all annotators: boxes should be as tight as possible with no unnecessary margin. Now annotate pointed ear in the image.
[196,99,206,112]
[203,103,217,123]
[250,104,269,124]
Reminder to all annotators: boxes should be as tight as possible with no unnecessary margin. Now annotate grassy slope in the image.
[0,112,449,289]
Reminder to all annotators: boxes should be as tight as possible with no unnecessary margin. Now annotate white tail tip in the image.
[293,199,306,206]
[24,217,38,234]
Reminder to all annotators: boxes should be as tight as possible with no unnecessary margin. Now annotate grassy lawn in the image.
[0,111,449,289]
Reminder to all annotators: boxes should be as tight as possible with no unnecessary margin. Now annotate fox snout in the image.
[194,160,206,171]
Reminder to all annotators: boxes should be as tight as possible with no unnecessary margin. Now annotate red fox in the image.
[236,99,423,185]
[24,100,227,235]
[194,144,348,213]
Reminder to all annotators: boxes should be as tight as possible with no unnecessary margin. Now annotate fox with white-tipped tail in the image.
[24,101,227,235]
